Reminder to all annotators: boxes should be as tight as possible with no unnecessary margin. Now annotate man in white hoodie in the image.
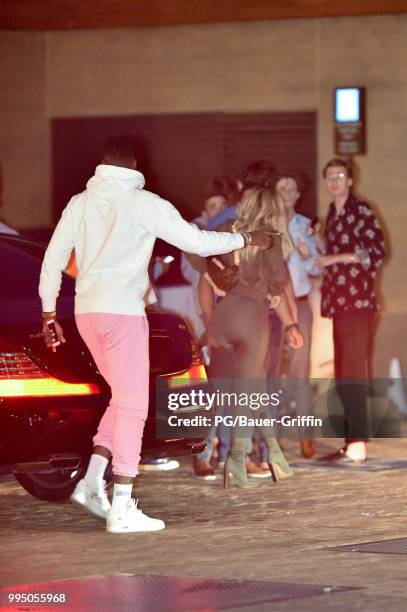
[39,136,272,534]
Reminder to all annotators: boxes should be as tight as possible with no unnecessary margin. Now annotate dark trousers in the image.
[332,309,375,443]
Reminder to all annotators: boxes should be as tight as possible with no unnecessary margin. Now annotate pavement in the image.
[1,438,407,611]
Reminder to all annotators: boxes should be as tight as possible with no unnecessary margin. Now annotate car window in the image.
[0,235,46,259]
[0,239,75,298]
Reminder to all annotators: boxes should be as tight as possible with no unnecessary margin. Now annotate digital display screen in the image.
[335,88,360,122]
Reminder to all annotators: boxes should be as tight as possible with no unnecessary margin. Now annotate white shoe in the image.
[106,499,165,534]
[70,479,111,520]
[345,441,367,462]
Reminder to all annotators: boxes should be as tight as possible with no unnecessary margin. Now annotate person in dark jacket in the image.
[316,158,385,463]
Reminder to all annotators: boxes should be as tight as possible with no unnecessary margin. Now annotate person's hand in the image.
[42,318,66,352]
[296,239,311,260]
[315,254,338,268]
[285,324,304,349]
[306,221,321,236]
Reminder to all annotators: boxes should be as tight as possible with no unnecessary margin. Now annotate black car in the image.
[0,234,207,501]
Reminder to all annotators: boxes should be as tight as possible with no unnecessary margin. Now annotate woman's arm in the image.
[198,273,215,329]
[283,276,298,325]
[198,274,220,347]
[274,280,303,349]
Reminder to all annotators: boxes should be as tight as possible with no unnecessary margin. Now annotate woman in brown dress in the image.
[207,186,303,487]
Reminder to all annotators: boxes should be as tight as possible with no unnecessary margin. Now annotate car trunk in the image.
[0,309,193,387]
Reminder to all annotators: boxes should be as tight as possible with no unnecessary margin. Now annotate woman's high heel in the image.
[223,438,255,489]
[224,456,254,488]
[265,437,294,482]
[268,461,293,483]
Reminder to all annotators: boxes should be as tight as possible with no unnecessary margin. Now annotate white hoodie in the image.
[39,164,243,315]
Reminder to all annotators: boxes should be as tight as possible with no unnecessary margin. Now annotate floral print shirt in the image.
[321,194,385,317]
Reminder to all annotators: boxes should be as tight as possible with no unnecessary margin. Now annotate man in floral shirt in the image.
[316,158,385,463]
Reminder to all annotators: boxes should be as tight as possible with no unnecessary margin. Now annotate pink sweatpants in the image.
[75,313,149,477]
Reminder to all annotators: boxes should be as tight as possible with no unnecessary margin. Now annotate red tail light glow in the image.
[162,341,208,389]
[0,350,99,397]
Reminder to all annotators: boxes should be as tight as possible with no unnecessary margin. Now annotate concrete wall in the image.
[0,33,50,227]
[1,15,406,375]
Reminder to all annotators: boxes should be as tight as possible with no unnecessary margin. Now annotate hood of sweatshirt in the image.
[86,164,145,200]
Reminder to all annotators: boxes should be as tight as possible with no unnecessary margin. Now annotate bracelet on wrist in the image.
[241,232,253,247]
[42,311,56,319]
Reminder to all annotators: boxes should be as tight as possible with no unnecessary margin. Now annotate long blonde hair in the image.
[235,187,293,259]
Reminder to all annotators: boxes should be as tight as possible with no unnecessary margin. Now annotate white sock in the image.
[346,442,367,461]
[111,483,133,515]
[84,454,109,490]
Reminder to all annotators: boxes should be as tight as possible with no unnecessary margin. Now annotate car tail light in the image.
[0,341,99,397]
[163,341,207,389]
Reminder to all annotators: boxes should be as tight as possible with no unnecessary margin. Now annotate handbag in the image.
[206,256,239,294]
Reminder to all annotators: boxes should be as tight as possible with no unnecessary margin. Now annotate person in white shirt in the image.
[39,136,272,534]
[274,175,321,458]
[180,178,229,340]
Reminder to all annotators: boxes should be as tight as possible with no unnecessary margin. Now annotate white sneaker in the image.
[106,499,165,534]
[345,441,367,462]
[70,479,111,520]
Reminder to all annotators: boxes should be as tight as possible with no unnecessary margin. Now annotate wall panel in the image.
[52,112,316,220]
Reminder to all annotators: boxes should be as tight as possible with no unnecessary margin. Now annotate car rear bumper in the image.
[0,392,206,468]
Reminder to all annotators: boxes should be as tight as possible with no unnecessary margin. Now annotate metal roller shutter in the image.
[53,111,316,222]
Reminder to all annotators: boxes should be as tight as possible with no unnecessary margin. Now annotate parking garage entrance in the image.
[52,112,317,222]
